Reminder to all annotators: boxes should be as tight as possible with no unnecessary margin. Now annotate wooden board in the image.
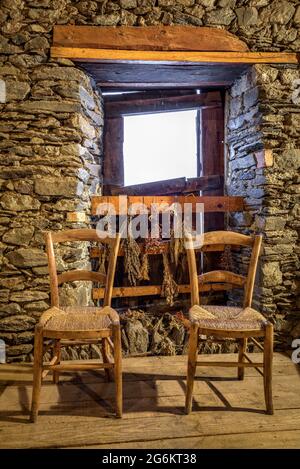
[92,283,237,300]
[112,175,224,196]
[0,353,295,385]
[51,47,299,65]
[103,117,124,193]
[2,370,299,410]
[103,89,198,102]
[79,62,250,89]
[2,376,300,420]
[69,430,300,449]
[53,25,249,52]
[201,106,225,273]
[91,195,244,215]
[105,91,221,117]
[4,408,300,449]
[90,243,227,258]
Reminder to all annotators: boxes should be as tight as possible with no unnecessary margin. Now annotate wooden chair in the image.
[185,230,274,415]
[30,229,122,422]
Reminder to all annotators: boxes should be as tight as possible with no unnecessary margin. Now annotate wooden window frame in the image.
[102,90,224,196]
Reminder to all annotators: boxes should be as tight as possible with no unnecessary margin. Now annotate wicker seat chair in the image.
[185,230,274,415]
[30,229,122,422]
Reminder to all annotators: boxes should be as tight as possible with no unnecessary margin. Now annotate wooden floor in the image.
[0,353,300,449]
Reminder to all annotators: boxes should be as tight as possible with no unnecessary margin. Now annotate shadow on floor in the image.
[0,368,269,424]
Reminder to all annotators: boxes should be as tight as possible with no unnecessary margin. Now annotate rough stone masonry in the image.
[0,1,299,361]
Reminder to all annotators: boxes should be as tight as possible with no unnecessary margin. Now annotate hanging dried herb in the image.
[140,252,150,281]
[98,243,108,277]
[220,245,233,271]
[170,232,185,265]
[122,226,142,286]
[161,252,178,306]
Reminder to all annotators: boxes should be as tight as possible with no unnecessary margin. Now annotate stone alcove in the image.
[0,1,299,362]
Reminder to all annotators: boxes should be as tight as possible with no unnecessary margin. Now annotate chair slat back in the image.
[45,229,121,308]
[185,230,262,308]
[194,230,253,249]
[50,228,113,244]
[198,270,246,287]
[57,270,106,286]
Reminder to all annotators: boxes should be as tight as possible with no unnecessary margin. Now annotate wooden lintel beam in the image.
[105,91,221,117]
[50,47,299,65]
[53,25,249,52]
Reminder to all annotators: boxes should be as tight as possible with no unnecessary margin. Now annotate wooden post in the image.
[52,339,61,384]
[30,325,44,422]
[238,338,247,380]
[185,232,200,307]
[244,235,263,308]
[185,322,199,414]
[104,233,121,307]
[45,232,59,308]
[201,105,224,230]
[101,338,113,382]
[263,323,274,415]
[113,324,122,418]
[103,117,124,195]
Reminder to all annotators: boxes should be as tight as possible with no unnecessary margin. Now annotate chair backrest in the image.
[45,228,121,308]
[185,230,262,309]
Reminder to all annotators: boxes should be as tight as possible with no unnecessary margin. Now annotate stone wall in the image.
[0,2,104,361]
[0,1,299,360]
[226,63,300,349]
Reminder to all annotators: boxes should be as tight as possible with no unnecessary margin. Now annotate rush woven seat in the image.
[44,306,114,332]
[185,230,274,415]
[190,305,268,331]
[30,229,122,423]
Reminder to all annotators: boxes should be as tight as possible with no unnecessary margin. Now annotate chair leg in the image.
[113,325,122,418]
[53,339,61,384]
[30,325,44,423]
[185,322,199,415]
[238,338,247,380]
[101,337,113,382]
[263,323,274,415]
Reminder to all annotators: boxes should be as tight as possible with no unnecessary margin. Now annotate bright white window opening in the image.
[123,110,198,186]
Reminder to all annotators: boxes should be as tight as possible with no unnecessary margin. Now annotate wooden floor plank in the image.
[1,408,300,448]
[1,374,299,411]
[0,353,299,449]
[1,386,299,421]
[69,429,300,449]
[0,353,296,386]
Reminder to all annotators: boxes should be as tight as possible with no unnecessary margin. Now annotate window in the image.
[103,89,223,197]
[123,110,198,186]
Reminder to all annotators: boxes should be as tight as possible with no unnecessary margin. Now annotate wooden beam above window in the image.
[51,47,298,65]
[51,26,298,90]
[53,25,249,52]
